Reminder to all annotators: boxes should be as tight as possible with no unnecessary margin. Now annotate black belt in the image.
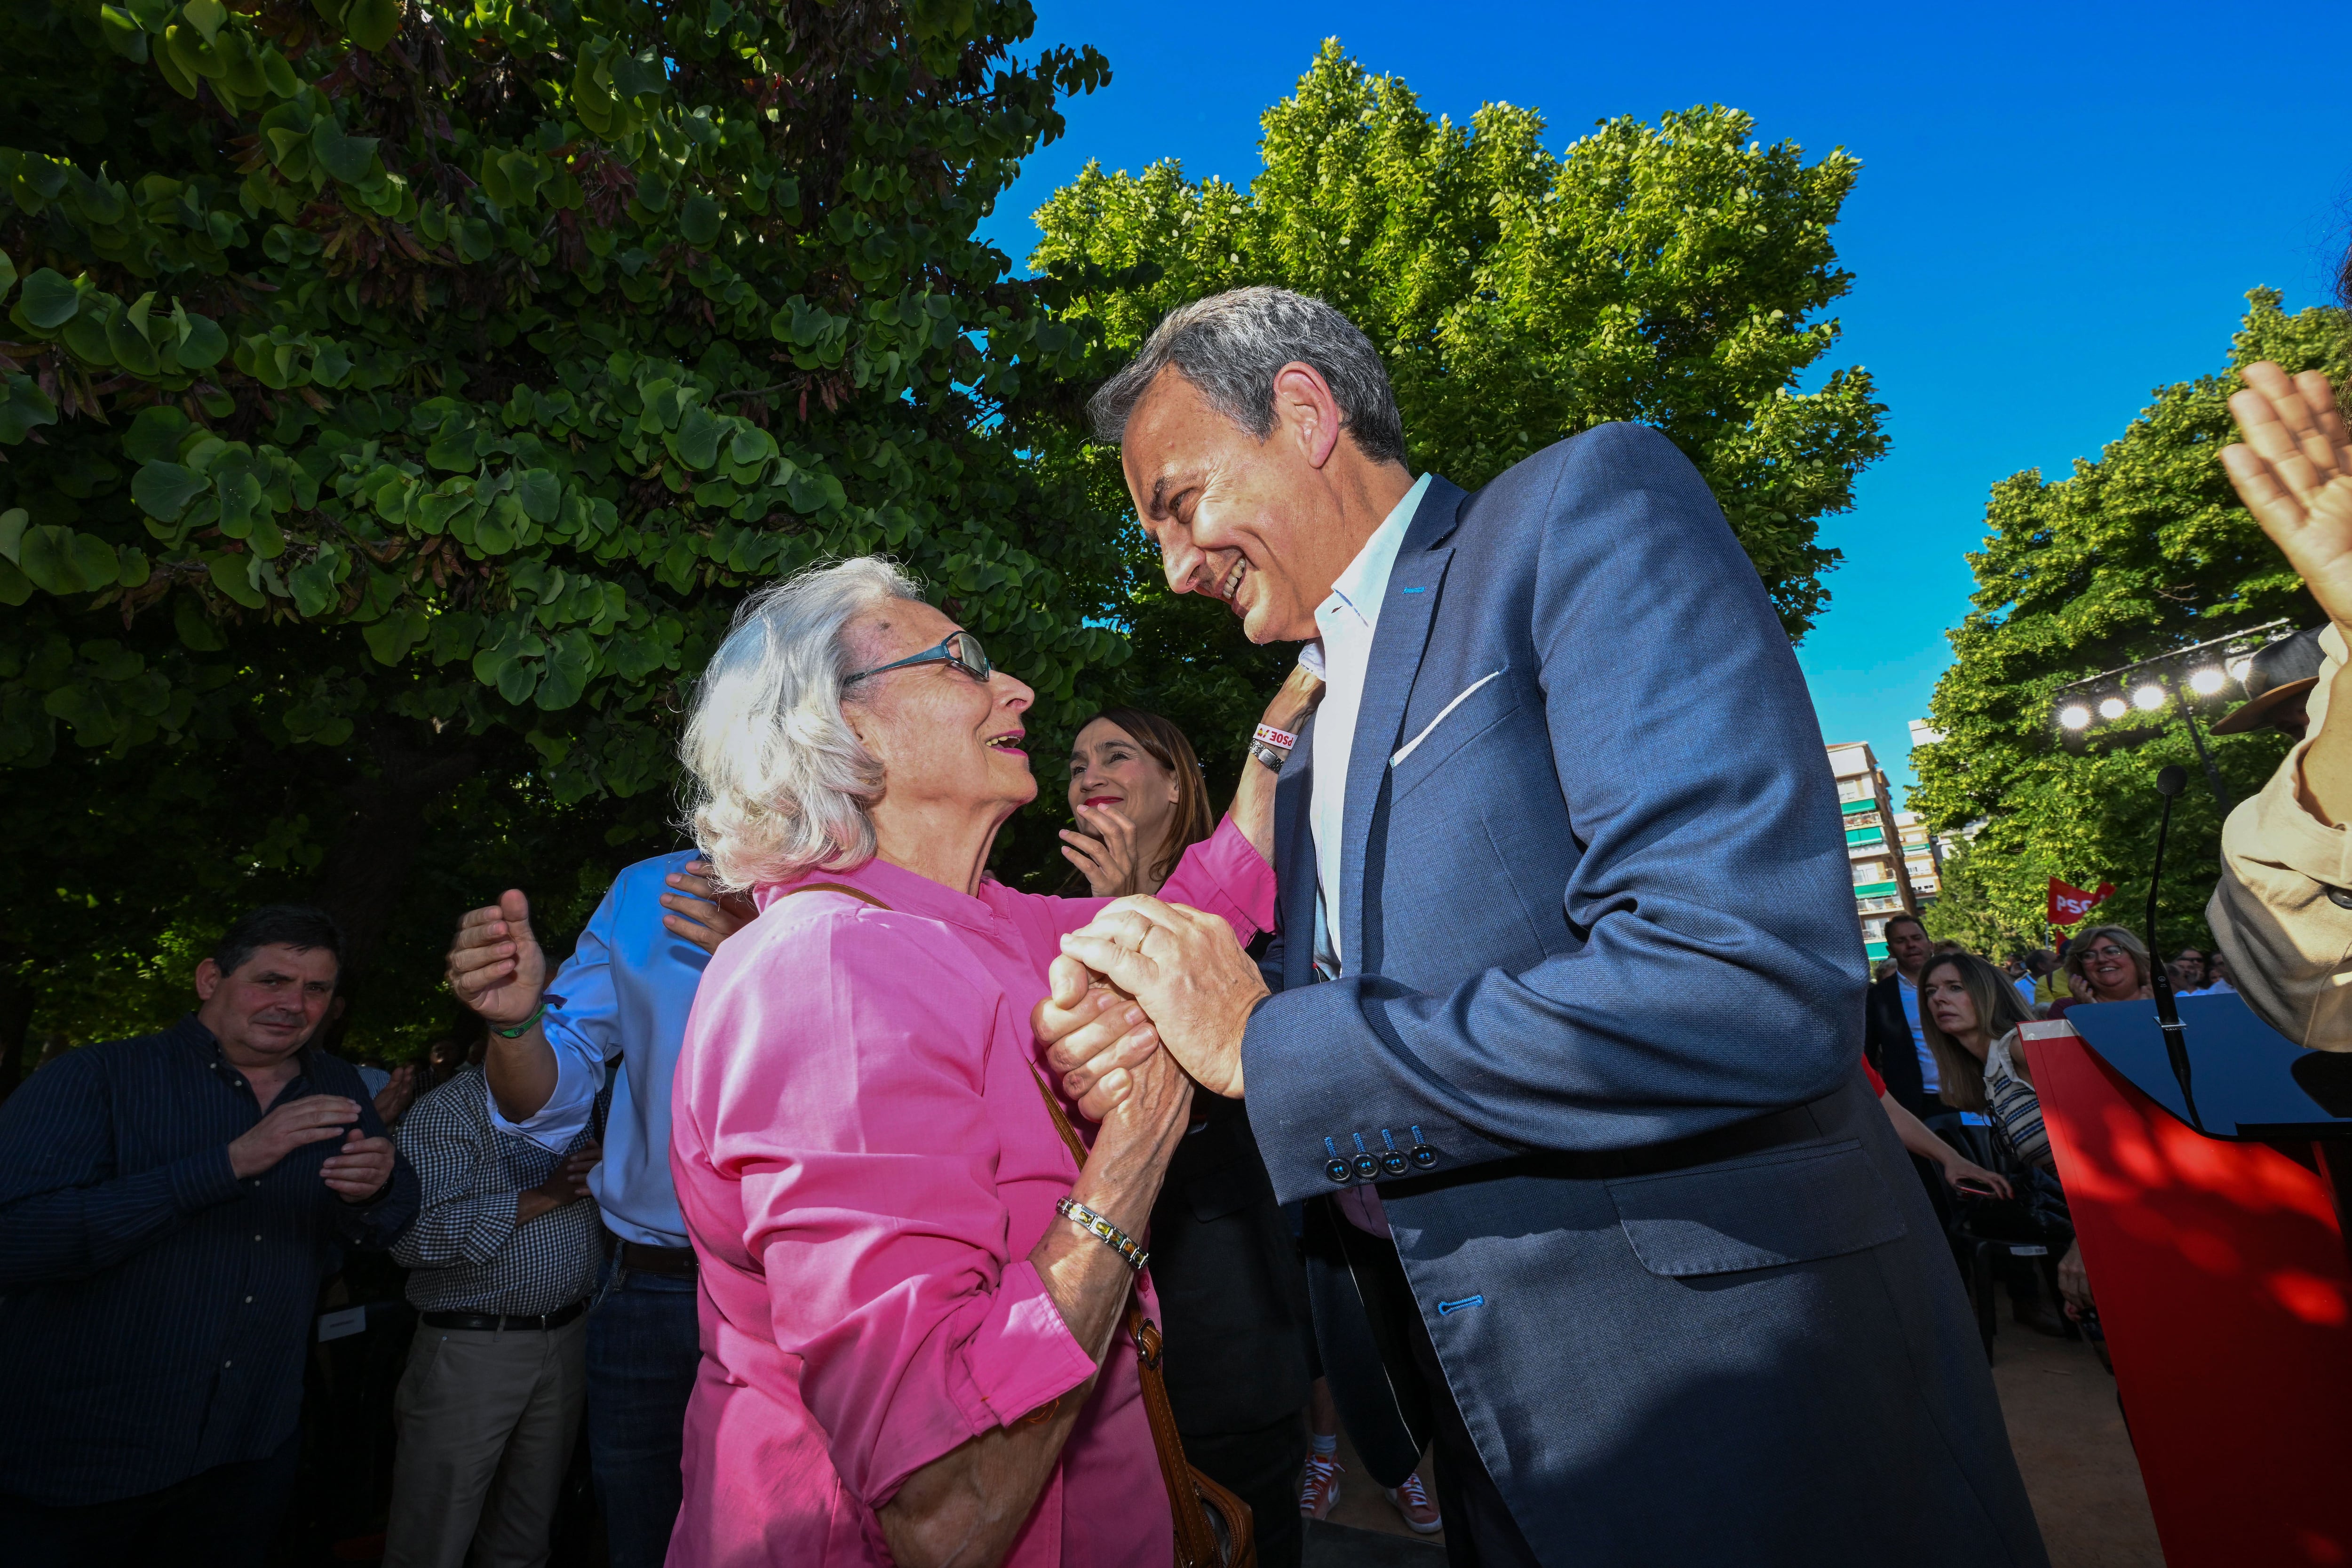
[421,1299,588,1332]
[620,1241,699,1278]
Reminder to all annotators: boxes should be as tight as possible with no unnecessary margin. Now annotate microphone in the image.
[2144,765,2201,1130]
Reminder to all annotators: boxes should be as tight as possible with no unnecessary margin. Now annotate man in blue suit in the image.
[1047,287,2046,1565]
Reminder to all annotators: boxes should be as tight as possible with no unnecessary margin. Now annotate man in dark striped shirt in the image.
[0,906,421,1568]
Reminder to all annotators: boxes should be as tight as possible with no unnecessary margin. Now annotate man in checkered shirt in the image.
[382,1050,605,1568]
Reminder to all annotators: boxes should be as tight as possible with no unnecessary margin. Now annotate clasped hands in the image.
[1033,896,1270,1119]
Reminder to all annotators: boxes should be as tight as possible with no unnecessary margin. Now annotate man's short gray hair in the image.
[680,557,921,890]
[1088,287,1407,466]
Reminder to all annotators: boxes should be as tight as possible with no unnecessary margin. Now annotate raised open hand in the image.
[2221,364,2352,632]
[1057,897,1266,1098]
[447,889,546,1028]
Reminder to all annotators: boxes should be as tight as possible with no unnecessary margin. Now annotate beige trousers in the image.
[383,1317,588,1568]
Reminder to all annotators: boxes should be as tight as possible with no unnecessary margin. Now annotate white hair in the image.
[681,557,922,890]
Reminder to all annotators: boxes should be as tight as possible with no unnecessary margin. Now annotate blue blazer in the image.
[1242,425,2046,1565]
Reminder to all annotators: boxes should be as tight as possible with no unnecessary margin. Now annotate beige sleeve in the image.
[2208,623,2352,1049]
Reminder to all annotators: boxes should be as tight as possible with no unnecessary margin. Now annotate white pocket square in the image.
[1391,670,1503,767]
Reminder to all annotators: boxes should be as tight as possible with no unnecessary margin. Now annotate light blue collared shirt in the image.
[492,851,707,1248]
[1309,472,1432,974]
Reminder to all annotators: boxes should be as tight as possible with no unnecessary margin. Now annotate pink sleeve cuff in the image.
[947,1258,1099,1437]
[1159,815,1277,943]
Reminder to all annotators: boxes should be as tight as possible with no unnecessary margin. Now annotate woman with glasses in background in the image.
[2046,925,2154,1021]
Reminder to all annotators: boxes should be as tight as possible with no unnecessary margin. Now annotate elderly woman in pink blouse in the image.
[667,558,1297,1568]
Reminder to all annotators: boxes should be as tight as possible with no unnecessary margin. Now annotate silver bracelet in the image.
[1057,1196,1148,1273]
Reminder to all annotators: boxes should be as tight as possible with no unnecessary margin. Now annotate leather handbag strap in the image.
[779,881,1232,1563]
[1025,1061,1227,1567]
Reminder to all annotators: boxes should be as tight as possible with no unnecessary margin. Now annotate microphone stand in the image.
[2145,772,2203,1132]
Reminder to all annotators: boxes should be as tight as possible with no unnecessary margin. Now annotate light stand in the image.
[2144,764,2201,1131]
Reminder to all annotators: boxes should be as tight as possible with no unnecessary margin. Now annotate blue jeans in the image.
[587,1261,700,1568]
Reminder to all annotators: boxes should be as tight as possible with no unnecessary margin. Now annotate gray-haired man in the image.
[1042,287,2045,1566]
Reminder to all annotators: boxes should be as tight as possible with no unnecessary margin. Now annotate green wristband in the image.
[494,1003,545,1039]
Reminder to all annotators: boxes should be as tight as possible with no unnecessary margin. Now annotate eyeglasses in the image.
[843,630,993,687]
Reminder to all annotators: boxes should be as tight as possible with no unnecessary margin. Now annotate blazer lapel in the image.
[1338,478,1466,973]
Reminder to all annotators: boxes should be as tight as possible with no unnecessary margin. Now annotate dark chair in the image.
[1938,1124,2075,1361]
[1949,1226,2061,1356]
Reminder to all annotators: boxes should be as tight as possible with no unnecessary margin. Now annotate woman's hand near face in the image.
[1060,803,1149,897]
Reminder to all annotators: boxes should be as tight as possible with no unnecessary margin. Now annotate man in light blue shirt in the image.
[445,856,749,1568]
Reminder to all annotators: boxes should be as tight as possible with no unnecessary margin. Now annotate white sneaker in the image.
[1384,1472,1442,1535]
[1299,1451,1343,1520]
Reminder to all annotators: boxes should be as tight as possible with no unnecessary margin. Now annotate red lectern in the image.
[2022,998,2352,1568]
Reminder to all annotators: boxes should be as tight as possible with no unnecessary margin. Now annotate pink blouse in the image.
[667,818,1276,1568]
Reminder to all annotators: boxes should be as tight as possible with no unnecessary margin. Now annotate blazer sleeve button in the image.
[1410,1145,1438,1170]
[1325,1158,1354,1184]
[1380,1151,1408,1176]
[1351,1154,1381,1179]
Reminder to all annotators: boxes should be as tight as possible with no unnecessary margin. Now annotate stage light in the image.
[2188,667,2226,695]
[2098,696,2128,720]
[2058,704,2093,730]
[2132,684,2167,710]
[2227,656,2251,682]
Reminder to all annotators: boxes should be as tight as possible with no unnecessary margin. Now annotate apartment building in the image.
[1897,719,1945,904]
[1895,811,1942,902]
[1827,741,1918,963]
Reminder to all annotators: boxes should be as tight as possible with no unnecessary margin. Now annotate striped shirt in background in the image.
[394,1067,606,1315]
[1984,1030,2053,1170]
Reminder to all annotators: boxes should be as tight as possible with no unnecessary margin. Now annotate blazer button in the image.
[1410,1145,1438,1170]
[1325,1159,1354,1184]
[1380,1151,1409,1176]
[1351,1154,1380,1179]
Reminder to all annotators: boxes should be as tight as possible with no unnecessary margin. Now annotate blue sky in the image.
[977,0,2352,797]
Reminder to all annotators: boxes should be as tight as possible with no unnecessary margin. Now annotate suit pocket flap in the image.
[1605,1138,1907,1278]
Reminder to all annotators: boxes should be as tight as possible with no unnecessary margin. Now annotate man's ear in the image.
[194,957,223,1001]
[1271,361,1343,470]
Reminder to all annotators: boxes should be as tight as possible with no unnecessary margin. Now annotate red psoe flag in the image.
[2048,877,2117,926]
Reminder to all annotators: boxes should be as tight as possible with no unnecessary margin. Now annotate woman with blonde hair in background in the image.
[1919,951,2085,1337]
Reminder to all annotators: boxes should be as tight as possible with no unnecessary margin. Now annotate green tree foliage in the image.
[1912,290,2347,951]
[1028,38,1888,672]
[0,0,1114,1066]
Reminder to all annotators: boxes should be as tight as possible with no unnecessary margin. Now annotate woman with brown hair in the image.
[1919,951,2090,1331]
[1061,706,1220,897]
[2047,924,2154,1020]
